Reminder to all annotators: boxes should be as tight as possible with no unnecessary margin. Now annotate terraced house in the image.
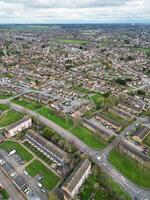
[61,159,91,200]
[5,116,32,138]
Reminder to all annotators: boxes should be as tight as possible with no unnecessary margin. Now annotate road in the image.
[0,98,150,199]
[0,168,25,200]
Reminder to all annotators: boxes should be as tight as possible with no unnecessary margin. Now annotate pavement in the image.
[0,149,47,200]
[0,168,25,200]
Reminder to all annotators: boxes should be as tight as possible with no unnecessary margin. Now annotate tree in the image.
[115,78,126,86]
[43,127,54,139]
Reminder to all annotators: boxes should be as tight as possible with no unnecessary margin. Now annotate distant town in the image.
[0,24,149,200]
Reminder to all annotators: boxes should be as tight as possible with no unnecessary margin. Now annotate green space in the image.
[12,98,42,111]
[0,110,22,128]
[71,125,107,149]
[38,106,73,130]
[143,134,150,148]
[134,47,150,53]
[72,85,93,94]
[91,93,118,110]
[26,160,60,190]
[0,188,9,200]
[109,149,150,188]
[38,106,107,149]
[79,174,131,200]
[58,39,88,45]
[0,104,9,111]
[0,94,11,99]
[0,141,33,161]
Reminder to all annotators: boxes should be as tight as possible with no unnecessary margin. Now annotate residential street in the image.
[0,99,148,200]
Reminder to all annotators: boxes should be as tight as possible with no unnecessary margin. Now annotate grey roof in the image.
[119,140,150,162]
[25,131,68,164]
[96,113,121,128]
[62,159,91,195]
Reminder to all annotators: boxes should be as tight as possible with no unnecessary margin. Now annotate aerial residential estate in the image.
[0,6,150,200]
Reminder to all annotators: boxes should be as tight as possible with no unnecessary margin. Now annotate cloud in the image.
[0,0,149,23]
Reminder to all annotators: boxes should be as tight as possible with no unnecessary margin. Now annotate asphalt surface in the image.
[0,168,25,200]
[0,150,47,200]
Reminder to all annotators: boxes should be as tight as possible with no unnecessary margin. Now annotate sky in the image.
[0,0,150,24]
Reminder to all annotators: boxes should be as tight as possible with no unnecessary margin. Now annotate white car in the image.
[23,170,29,176]
[37,182,42,188]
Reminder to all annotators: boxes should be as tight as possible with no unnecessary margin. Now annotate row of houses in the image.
[118,139,150,168]
[23,92,55,105]
[95,113,122,132]
[132,126,150,143]
[5,116,32,138]
[61,159,91,200]
[25,131,69,166]
[82,118,114,141]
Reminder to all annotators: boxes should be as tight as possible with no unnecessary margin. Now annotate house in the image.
[5,116,32,138]
[95,113,122,132]
[25,131,69,166]
[132,126,150,143]
[82,118,114,141]
[61,159,91,200]
[118,139,150,168]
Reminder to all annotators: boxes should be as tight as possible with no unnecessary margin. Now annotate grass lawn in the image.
[0,94,11,99]
[0,141,33,161]
[143,134,150,148]
[38,106,106,149]
[58,39,88,45]
[134,47,150,53]
[91,93,105,106]
[0,104,9,111]
[109,149,150,188]
[0,188,9,200]
[72,85,93,94]
[71,125,107,149]
[91,93,118,110]
[26,160,60,190]
[0,110,22,128]
[12,98,42,111]
[38,106,73,130]
[79,174,131,200]
[106,174,131,200]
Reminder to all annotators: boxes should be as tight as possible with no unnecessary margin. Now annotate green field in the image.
[38,106,106,149]
[0,104,9,111]
[58,39,88,45]
[143,134,150,147]
[72,85,93,94]
[0,141,33,161]
[79,174,131,200]
[0,94,11,99]
[0,188,9,200]
[134,47,150,53]
[91,93,118,110]
[12,98,42,111]
[0,110,22,128]
[26,160,60,190]
[109,149,150,188]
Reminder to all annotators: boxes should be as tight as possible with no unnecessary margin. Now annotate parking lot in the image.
[0,149,48,200]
